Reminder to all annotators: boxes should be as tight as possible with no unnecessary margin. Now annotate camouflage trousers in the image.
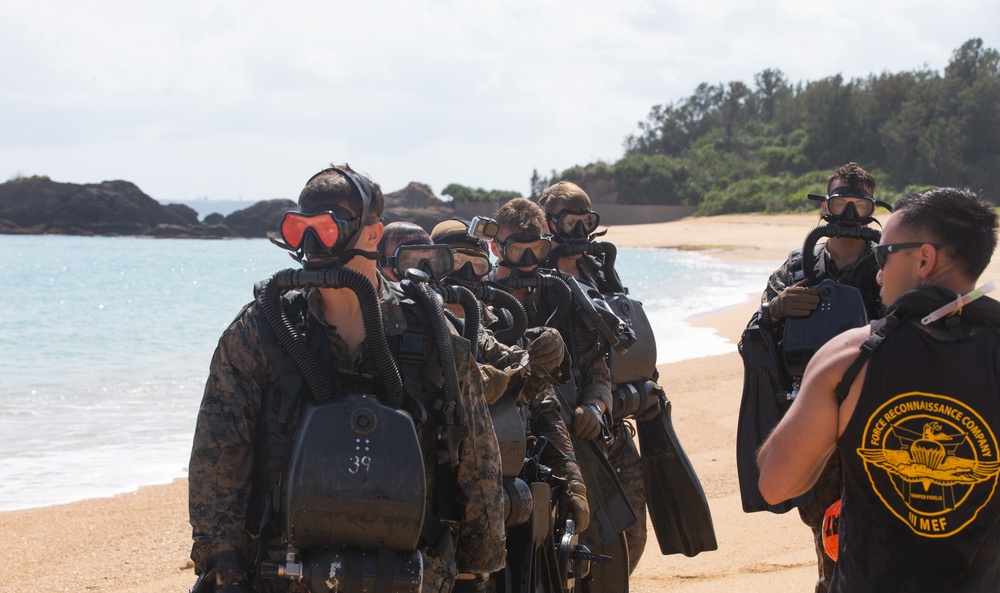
[607,422,646,575]
[796,452,842,593]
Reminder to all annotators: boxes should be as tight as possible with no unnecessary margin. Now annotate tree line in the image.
[525,38,1000,215]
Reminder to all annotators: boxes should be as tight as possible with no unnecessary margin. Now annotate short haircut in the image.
[298,164,384,224]
[494,197,547,236]
[378,221,430,257]
[827,162,877,196]
[538,181,592,215]
[892,187,998,279]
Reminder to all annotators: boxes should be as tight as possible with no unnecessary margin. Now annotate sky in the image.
[1,0,997,204]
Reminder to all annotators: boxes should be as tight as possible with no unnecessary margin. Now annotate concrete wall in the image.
[451,202,698,225]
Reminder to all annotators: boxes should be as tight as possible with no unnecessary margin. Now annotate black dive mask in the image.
[383,243,454,282]
[497,234,551,268]
[809,187,877,228]
[449,250,492,284]
[549,210,600,243]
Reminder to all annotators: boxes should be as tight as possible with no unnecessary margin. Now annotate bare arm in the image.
[757,324,870,504]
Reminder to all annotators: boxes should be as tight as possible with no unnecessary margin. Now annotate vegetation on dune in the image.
[532,38,1000,215]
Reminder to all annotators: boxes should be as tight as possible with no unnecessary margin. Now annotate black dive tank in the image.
[283,393,426,551]
[488,392,528,478]
[781,278,869,378]
[606,293,656,385]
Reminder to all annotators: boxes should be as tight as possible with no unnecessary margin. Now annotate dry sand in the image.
[5,212,940,593]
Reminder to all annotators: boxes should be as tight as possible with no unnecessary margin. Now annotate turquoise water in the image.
[0,235,773,510]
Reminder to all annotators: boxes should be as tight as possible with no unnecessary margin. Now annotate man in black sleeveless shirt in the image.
[758,187,1000,592]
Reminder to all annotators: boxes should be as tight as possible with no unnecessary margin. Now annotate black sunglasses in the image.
[874,242,941,270]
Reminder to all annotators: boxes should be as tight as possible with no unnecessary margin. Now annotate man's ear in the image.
[490,240,501,259]
[917,242,939,280]
[366,222,384,248]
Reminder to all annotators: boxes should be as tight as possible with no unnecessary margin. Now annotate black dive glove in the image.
[769,284,820,320]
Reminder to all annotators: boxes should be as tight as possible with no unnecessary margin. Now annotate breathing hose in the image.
[546,241,625,293]
[404,277,466,466]
[496,272,572,328]
[261,268,405,407]
[801,225,883,285]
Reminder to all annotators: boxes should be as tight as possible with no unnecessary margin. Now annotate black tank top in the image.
[834,321,1000,592]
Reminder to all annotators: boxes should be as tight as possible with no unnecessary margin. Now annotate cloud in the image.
[1,0,997,201]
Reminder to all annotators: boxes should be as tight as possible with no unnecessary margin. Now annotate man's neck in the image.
[825,237,869,269]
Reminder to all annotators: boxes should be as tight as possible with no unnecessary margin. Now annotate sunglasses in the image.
[279,210,361,250]
[498,234,552,266]
[384,244,455,280]
[548,210,600,236]
[874,242,941,270]
[452,248,492,276]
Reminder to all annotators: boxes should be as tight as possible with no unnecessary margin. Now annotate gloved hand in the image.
[525,327,565,375]
[571,404,603,440]
[563,480,591,533]
[769,284,820,320]
[479,364,510,405]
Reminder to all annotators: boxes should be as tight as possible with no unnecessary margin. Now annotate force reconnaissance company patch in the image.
[857,391,1000,537]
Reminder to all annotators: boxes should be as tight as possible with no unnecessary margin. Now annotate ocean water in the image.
[0,235,773,511]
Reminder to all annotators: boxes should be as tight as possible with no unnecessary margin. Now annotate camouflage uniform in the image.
[759,242,880,593]
[189,278,505,593]
[476,304,583,485]
[577,255,647,574]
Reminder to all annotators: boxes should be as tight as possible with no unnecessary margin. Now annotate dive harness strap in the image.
[833,286,1000,402]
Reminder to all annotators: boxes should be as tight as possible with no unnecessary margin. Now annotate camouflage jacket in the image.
[525,273,613,413]
[475,311,583,485]
[188,278,505,578]
[760,241,883,325]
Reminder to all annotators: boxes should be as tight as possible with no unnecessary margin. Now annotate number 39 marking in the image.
[348,455,372,475]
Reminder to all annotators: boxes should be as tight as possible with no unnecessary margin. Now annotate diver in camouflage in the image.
[537,182,649,575]
[752,162,883,593]
[188,165,505,593]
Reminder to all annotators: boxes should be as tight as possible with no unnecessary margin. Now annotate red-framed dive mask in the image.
[279,210,362,251]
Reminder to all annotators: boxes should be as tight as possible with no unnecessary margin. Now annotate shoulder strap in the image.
[833,315,904,403]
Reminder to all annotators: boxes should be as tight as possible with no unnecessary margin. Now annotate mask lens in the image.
[556,211,599,235]
[453,250,491,275]
[280,212,340,249]
[503,238,552,264]
[394,244,454,279]
[828,196,874,218]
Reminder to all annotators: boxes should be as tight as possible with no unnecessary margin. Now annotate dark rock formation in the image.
[0,176,469,239]
[222,198,296,238]
[382,182,457,231]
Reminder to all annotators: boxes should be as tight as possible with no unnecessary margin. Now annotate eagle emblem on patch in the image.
[857,392,1000,537]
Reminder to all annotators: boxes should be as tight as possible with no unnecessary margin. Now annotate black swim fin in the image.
[736,321,815,513]
[637,395,718,557]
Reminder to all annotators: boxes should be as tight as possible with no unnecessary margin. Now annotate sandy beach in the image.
[3,211,939,592]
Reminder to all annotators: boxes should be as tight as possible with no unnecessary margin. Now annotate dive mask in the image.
[274,166,382,269]
[383,243,455,281]
[548,209,600,242]
[450,247,492,282]
[497,234,552,268]
[279,208,363,252]
[809,187,876,226]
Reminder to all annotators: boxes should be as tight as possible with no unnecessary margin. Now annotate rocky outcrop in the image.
[0,176,469,238]
[382,182,457,231]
